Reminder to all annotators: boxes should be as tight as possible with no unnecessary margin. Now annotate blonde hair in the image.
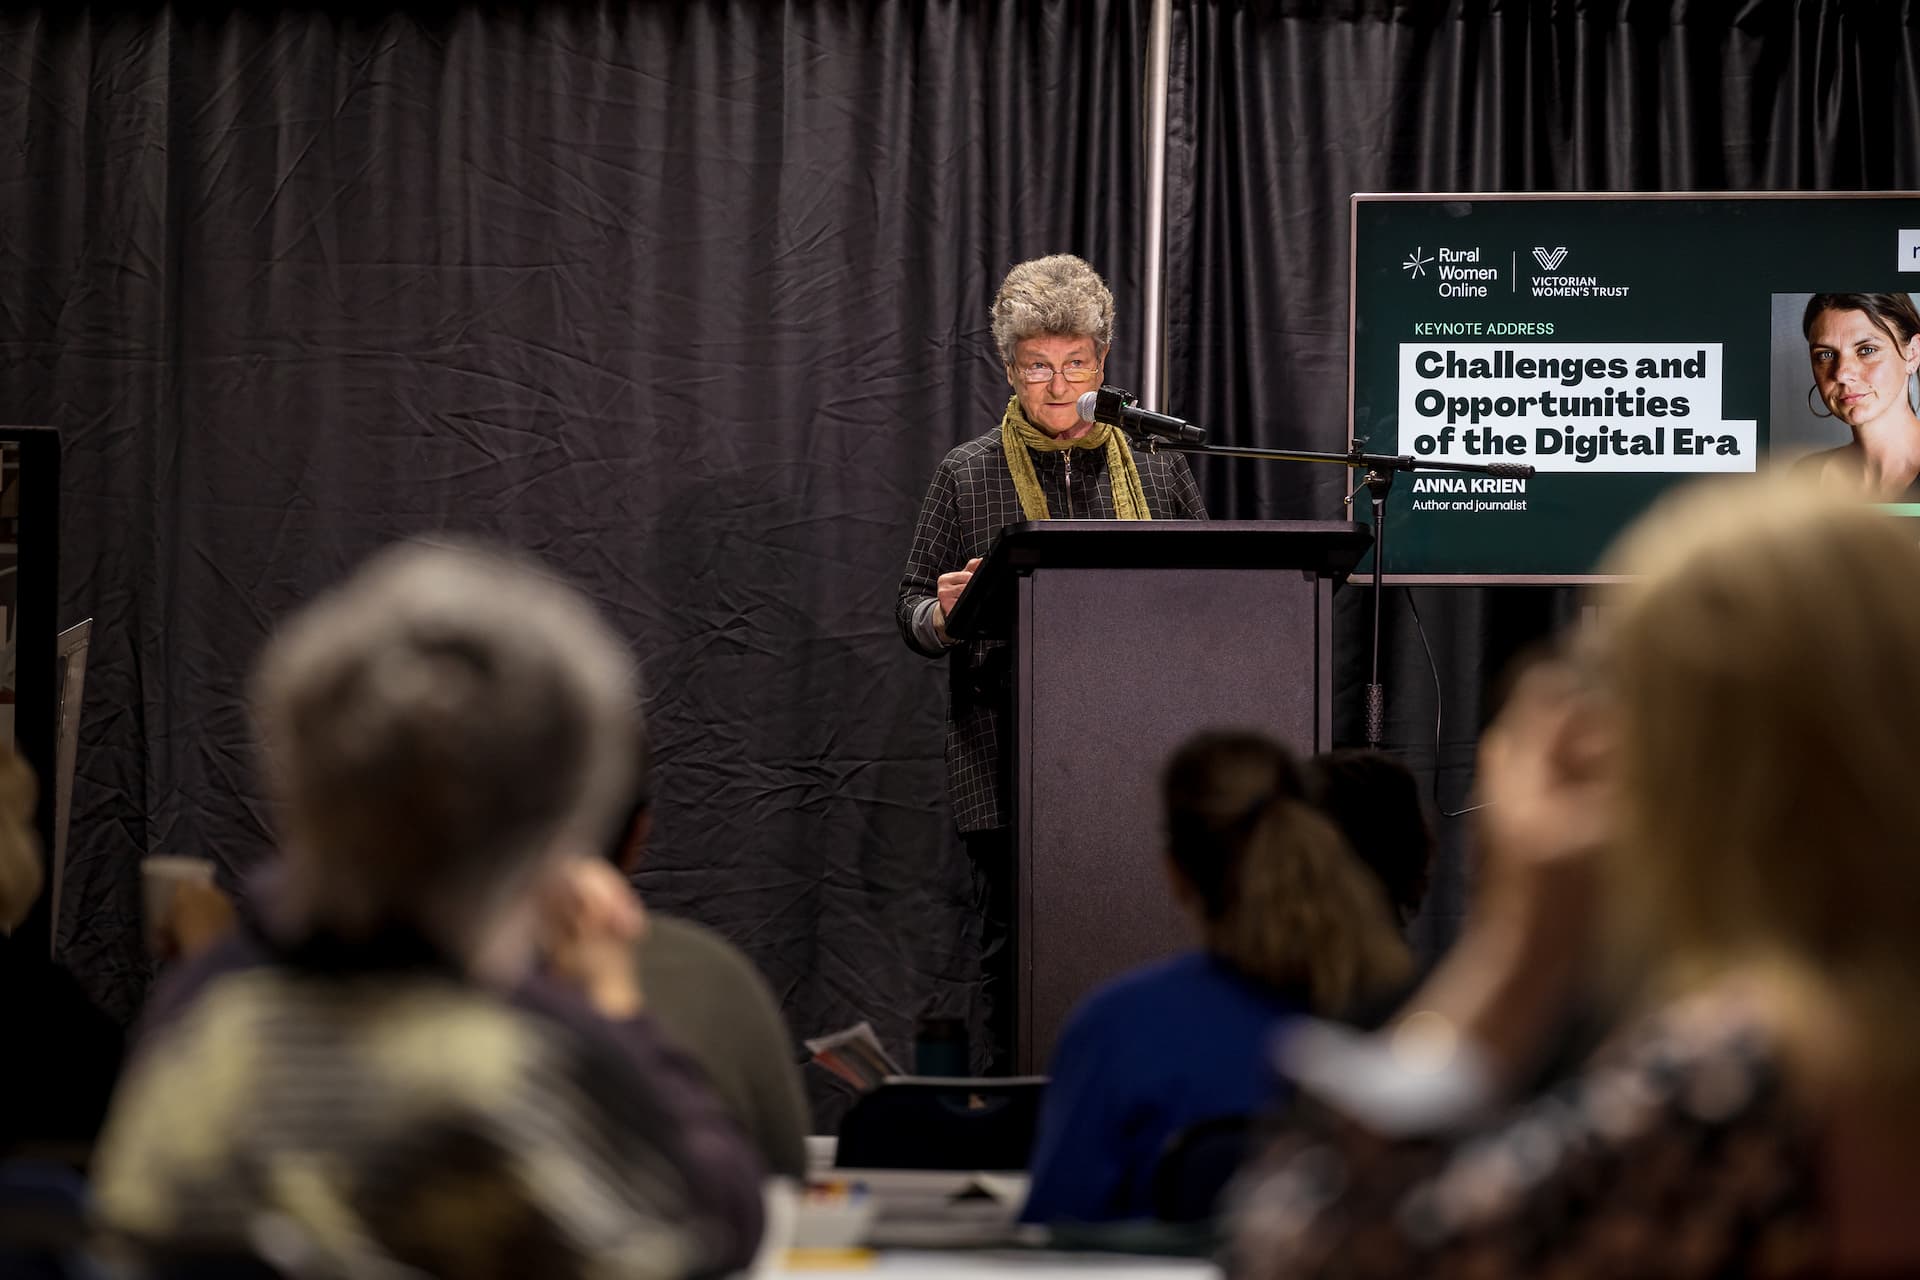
[1164,732,1410,1013]
[0,744,40,932]
[990,254,1115,365]
[251,540,637,941]
[1593,475,1920,1067]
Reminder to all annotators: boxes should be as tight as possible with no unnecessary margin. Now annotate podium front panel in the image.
[1014,565,1329,1075]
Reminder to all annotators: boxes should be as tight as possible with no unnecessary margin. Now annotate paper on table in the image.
[805,1021,903,1092]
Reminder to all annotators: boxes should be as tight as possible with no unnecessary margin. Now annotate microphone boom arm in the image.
[1124,436,1535,481]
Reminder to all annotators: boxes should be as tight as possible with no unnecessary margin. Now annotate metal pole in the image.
[1139,0,1173,412]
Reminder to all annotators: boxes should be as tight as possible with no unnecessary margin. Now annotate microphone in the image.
[1076,386,1207,444]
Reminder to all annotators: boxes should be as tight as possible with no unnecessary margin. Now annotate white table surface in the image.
[763,1172,1217,1280]
[772,1250,1218,1280]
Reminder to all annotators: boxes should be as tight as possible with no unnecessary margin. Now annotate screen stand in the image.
[1362,467,1393,750]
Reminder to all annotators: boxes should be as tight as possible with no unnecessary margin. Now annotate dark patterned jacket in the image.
[895,426,1205,834]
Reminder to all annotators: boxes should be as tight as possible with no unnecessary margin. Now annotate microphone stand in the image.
[1126,432,1534,751]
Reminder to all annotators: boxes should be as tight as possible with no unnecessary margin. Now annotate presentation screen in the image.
[1348,192,1920,582]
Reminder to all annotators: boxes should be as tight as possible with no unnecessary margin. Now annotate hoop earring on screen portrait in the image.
[1807,384,1834,419]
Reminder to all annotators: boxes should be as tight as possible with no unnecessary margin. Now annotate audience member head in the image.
[1306,751,1435,930]
[250,539,638,971]
[0,743,40,933]
[1590,475,1920,1062]
[1163,731,1409,1013]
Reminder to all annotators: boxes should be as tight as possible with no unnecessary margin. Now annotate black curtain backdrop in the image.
[1164,0,1920,954]
[7,1,1920,1124]
[0,2,1147,1120]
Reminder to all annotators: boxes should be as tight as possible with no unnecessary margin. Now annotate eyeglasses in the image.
[1013,359,1103,385]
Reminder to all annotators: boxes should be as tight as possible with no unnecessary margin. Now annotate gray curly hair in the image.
[252,539,639,942]
[990,254,1115,364]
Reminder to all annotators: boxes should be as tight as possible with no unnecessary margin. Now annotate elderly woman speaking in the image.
[895,253,1205,1068]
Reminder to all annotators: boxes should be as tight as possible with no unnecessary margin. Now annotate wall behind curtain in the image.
[0,2,1147,1117]
[1163,0,1920,950]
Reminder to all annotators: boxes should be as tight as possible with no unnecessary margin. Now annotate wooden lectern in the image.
[946,519,1372,1074]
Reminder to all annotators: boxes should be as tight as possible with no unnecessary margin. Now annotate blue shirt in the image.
[1021,950,1305,1223]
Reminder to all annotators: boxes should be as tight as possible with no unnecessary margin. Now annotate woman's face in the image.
[1808,307,1920,432]
[1006,333,1105,438]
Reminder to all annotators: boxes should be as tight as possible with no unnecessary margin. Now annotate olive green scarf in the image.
[998,396,1150,521]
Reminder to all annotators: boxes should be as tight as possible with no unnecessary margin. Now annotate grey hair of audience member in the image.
[250,540,639,951]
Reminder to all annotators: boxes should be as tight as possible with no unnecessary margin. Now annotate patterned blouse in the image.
[1231,993,1826,1279]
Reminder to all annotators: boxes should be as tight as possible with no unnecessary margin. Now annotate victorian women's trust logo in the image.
[1530,245,1628,297]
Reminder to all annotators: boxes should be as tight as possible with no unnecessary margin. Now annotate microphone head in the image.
[1076,390,1101,424]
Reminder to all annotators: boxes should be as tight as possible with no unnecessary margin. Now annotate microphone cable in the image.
[1401,587,1487,820]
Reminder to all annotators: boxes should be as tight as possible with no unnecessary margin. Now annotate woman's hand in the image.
[1474,656,1617,894]
[537,856,648,1020]
[932,558,983,640]
[1378,656,1619,1099]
